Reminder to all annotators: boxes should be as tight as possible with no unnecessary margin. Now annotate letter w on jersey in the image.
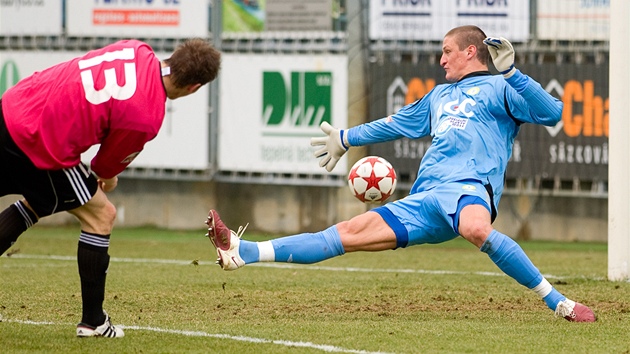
[78,47,137,105]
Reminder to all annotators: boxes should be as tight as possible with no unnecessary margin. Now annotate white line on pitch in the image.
[3,319,393,354]
[5,253,571,280]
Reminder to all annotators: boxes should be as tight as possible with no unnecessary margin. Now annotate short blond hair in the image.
[445,25,489,65]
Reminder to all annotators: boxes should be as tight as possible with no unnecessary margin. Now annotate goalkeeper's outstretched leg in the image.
[205,205,595,323]
[204,24,596,323]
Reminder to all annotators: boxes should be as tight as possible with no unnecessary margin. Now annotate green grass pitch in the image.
[1,226,629,353]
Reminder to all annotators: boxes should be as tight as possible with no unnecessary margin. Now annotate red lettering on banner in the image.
[93,9,180,26]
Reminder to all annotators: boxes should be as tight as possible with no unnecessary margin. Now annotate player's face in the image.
[440,35,468,82]
[167,83,201,100]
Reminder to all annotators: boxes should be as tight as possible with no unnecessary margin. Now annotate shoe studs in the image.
[205,215,214,238]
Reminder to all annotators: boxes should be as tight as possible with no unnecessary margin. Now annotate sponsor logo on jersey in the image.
[121,151,140,163]
[435,116,469,136]
[443,98,476,117]
[466,87,480,95]
[434,97,476,136]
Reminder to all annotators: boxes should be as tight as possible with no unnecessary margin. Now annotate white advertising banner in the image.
[218,54,348,176]
[537,0,610,40]
[0,0,63,35]
[369,0,530,41]
[66,0,208,38]
[266,0,332,31]
[0,49,209,170]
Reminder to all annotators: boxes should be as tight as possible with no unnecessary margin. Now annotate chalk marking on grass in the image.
[125,325,394,354]
[5,254,572,280]
[2,319,393,354]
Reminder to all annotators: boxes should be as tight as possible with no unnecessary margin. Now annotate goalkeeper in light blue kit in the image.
[206,25,595,322]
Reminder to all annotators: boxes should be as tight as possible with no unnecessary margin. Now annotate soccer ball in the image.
[348,156,397,203]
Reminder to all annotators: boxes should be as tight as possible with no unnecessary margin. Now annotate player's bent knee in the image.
[70,200,117,234]
[335,219,353,236]
[340,212,381,235]
[459,221,493,247]
[91,203,116,233]
[101,201,117,225]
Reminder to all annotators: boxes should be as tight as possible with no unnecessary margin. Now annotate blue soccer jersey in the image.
[346,71,562,212]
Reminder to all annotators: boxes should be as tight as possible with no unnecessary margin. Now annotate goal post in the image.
[608,0,630,281]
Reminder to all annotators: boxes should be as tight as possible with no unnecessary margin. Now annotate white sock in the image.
[258,241,275,262]
[531,278,553,298]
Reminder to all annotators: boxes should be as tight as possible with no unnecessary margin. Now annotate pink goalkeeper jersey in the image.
[1,40,166,179]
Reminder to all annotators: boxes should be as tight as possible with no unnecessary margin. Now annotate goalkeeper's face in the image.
[440,35,472,82]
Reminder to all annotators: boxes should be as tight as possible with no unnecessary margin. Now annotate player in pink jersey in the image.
[0,38,221,337]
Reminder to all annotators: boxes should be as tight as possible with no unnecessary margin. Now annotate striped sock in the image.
[77,231,110,326]
[0,201,38,255]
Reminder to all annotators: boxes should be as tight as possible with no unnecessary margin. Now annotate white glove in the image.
[310,122,350,172]
[483,37,516,78]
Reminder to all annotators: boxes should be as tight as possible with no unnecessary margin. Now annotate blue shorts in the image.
[372,180,492,248]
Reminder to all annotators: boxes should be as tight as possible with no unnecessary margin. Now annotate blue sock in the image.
[239,240,260,264]
[237,226,345,264]
[269,225,345,263]
[480,230,566,310]
[542,288,566,311]
[480,230,542,287]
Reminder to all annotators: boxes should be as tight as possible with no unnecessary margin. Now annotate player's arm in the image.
[484,37,562,126]
[90,128,154,180]
[97,176,118,192]
[310,96,432,172]
[348,96,432,145]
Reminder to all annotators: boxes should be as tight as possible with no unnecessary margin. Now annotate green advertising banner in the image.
[218,53,348,175]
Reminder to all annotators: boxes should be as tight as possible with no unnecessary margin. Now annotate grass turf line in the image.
[0,226,628,354]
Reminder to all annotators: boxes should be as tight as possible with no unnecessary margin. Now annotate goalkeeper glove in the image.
[310,122,350,172]
[483,37,516,78]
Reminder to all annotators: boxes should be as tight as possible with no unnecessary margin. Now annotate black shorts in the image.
[0,100,98,217]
